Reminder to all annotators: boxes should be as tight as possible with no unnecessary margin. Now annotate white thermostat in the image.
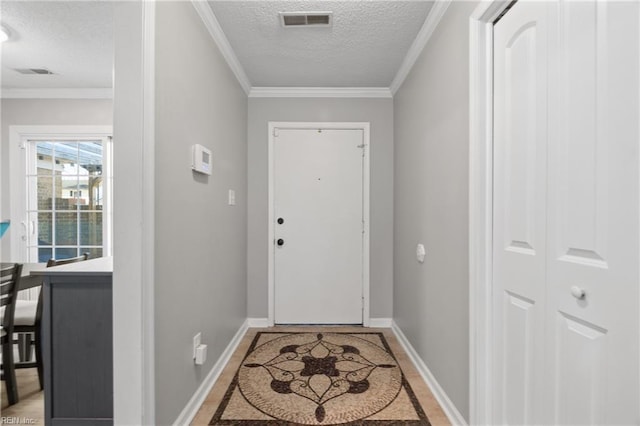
[192,144,212,175]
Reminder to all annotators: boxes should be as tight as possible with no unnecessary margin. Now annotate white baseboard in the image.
[173,319,249,426]
[247,317,271,328]
[391,321,468,426]
[368,317,393,328]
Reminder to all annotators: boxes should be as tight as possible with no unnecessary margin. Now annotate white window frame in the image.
[9,125,113,263]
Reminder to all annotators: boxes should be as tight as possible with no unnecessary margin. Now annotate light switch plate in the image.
[228,189,236,206]
[416,244,426,263]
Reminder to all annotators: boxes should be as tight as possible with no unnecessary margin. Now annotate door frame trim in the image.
[469,2,514,425]
[267,121,371,326]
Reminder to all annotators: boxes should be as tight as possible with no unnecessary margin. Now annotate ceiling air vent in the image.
[14,68,55,75]
[280,12,333,28]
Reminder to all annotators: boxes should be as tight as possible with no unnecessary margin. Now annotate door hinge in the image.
[273,128,279,137]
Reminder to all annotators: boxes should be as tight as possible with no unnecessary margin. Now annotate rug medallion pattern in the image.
[210,332,430,425]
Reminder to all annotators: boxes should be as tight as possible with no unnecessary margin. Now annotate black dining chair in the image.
[13,253,89,390]
[1,263,22,405]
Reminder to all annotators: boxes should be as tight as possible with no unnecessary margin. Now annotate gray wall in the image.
[0,99,113,258]
[393,1,478,421]
[154,2,247,424]
[247,97,394,319]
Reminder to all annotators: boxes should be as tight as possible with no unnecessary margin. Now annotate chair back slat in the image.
[0,263,22,333]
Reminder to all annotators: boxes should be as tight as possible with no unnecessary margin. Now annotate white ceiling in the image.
[209,1,433,87]
[0,1,113,90]
[0,1,434,92]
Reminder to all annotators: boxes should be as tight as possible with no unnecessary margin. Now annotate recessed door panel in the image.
[503,24,539,256]
[502,292,535,425]
[554,312,607,426]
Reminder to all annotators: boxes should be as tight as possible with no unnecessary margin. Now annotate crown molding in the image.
[249,87,393,98]
[191,0,252,95]
[1,88,113,99]
[389,0,452,95]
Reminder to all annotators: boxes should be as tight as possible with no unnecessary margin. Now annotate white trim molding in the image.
[1,88,114,99]
[468,2,513,426]
[112,1,157,424]
[267,122,371,327]
[392,321,467,426]
[249,87,392,99]
[191,0,252,95]
[389,0,452,95]
[368,318,393,328]
[247,318,271,328]
[173,320,249,425]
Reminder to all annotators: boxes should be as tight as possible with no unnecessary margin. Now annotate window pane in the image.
[38,247,52,263]
[57,175,79,210]
[55,247,78,260]
[55,212,77,245]
[36,142,54,176]
[33,177,54,210]
[80,247,102,259]
[37,212,52,246]
[80,212,102,246]
[27,139,110,263]
[78,177,104,210]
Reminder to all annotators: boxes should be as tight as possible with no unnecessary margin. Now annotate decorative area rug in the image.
[209,332,430,425]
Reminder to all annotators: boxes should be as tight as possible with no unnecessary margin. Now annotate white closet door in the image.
[546,2,639,425]
[493,2,550,424]
[494,1,640,425]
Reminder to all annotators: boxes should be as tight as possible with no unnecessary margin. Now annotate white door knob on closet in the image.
[570,286,586,300]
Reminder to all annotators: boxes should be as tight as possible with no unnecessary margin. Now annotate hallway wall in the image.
[393,1,479,421]
[247,97,394,320]
[154,2,248,424]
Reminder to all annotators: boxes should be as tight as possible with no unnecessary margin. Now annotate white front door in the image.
[493,1,639,424]
[273,127,364,324]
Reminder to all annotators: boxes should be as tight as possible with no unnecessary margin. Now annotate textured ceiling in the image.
[208,1,433,87]
[0,1,113,90]
[0,1,433,91]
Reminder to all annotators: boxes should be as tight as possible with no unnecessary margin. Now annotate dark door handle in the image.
[277,218,284,225]
[277,239,284,246]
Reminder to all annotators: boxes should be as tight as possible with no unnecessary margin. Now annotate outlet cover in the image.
[193,332,201,359]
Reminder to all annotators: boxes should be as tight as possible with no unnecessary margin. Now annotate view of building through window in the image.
[26,140,109,262]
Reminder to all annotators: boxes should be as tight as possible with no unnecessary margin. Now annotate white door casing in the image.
[491,1,640,425]
[268,122,370,325]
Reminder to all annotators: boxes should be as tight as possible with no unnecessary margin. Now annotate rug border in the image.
[209,331,431,425]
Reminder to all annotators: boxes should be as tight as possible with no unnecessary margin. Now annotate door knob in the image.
[277,239,285,246]
[571,286,586,300]
[277,218,284,225]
